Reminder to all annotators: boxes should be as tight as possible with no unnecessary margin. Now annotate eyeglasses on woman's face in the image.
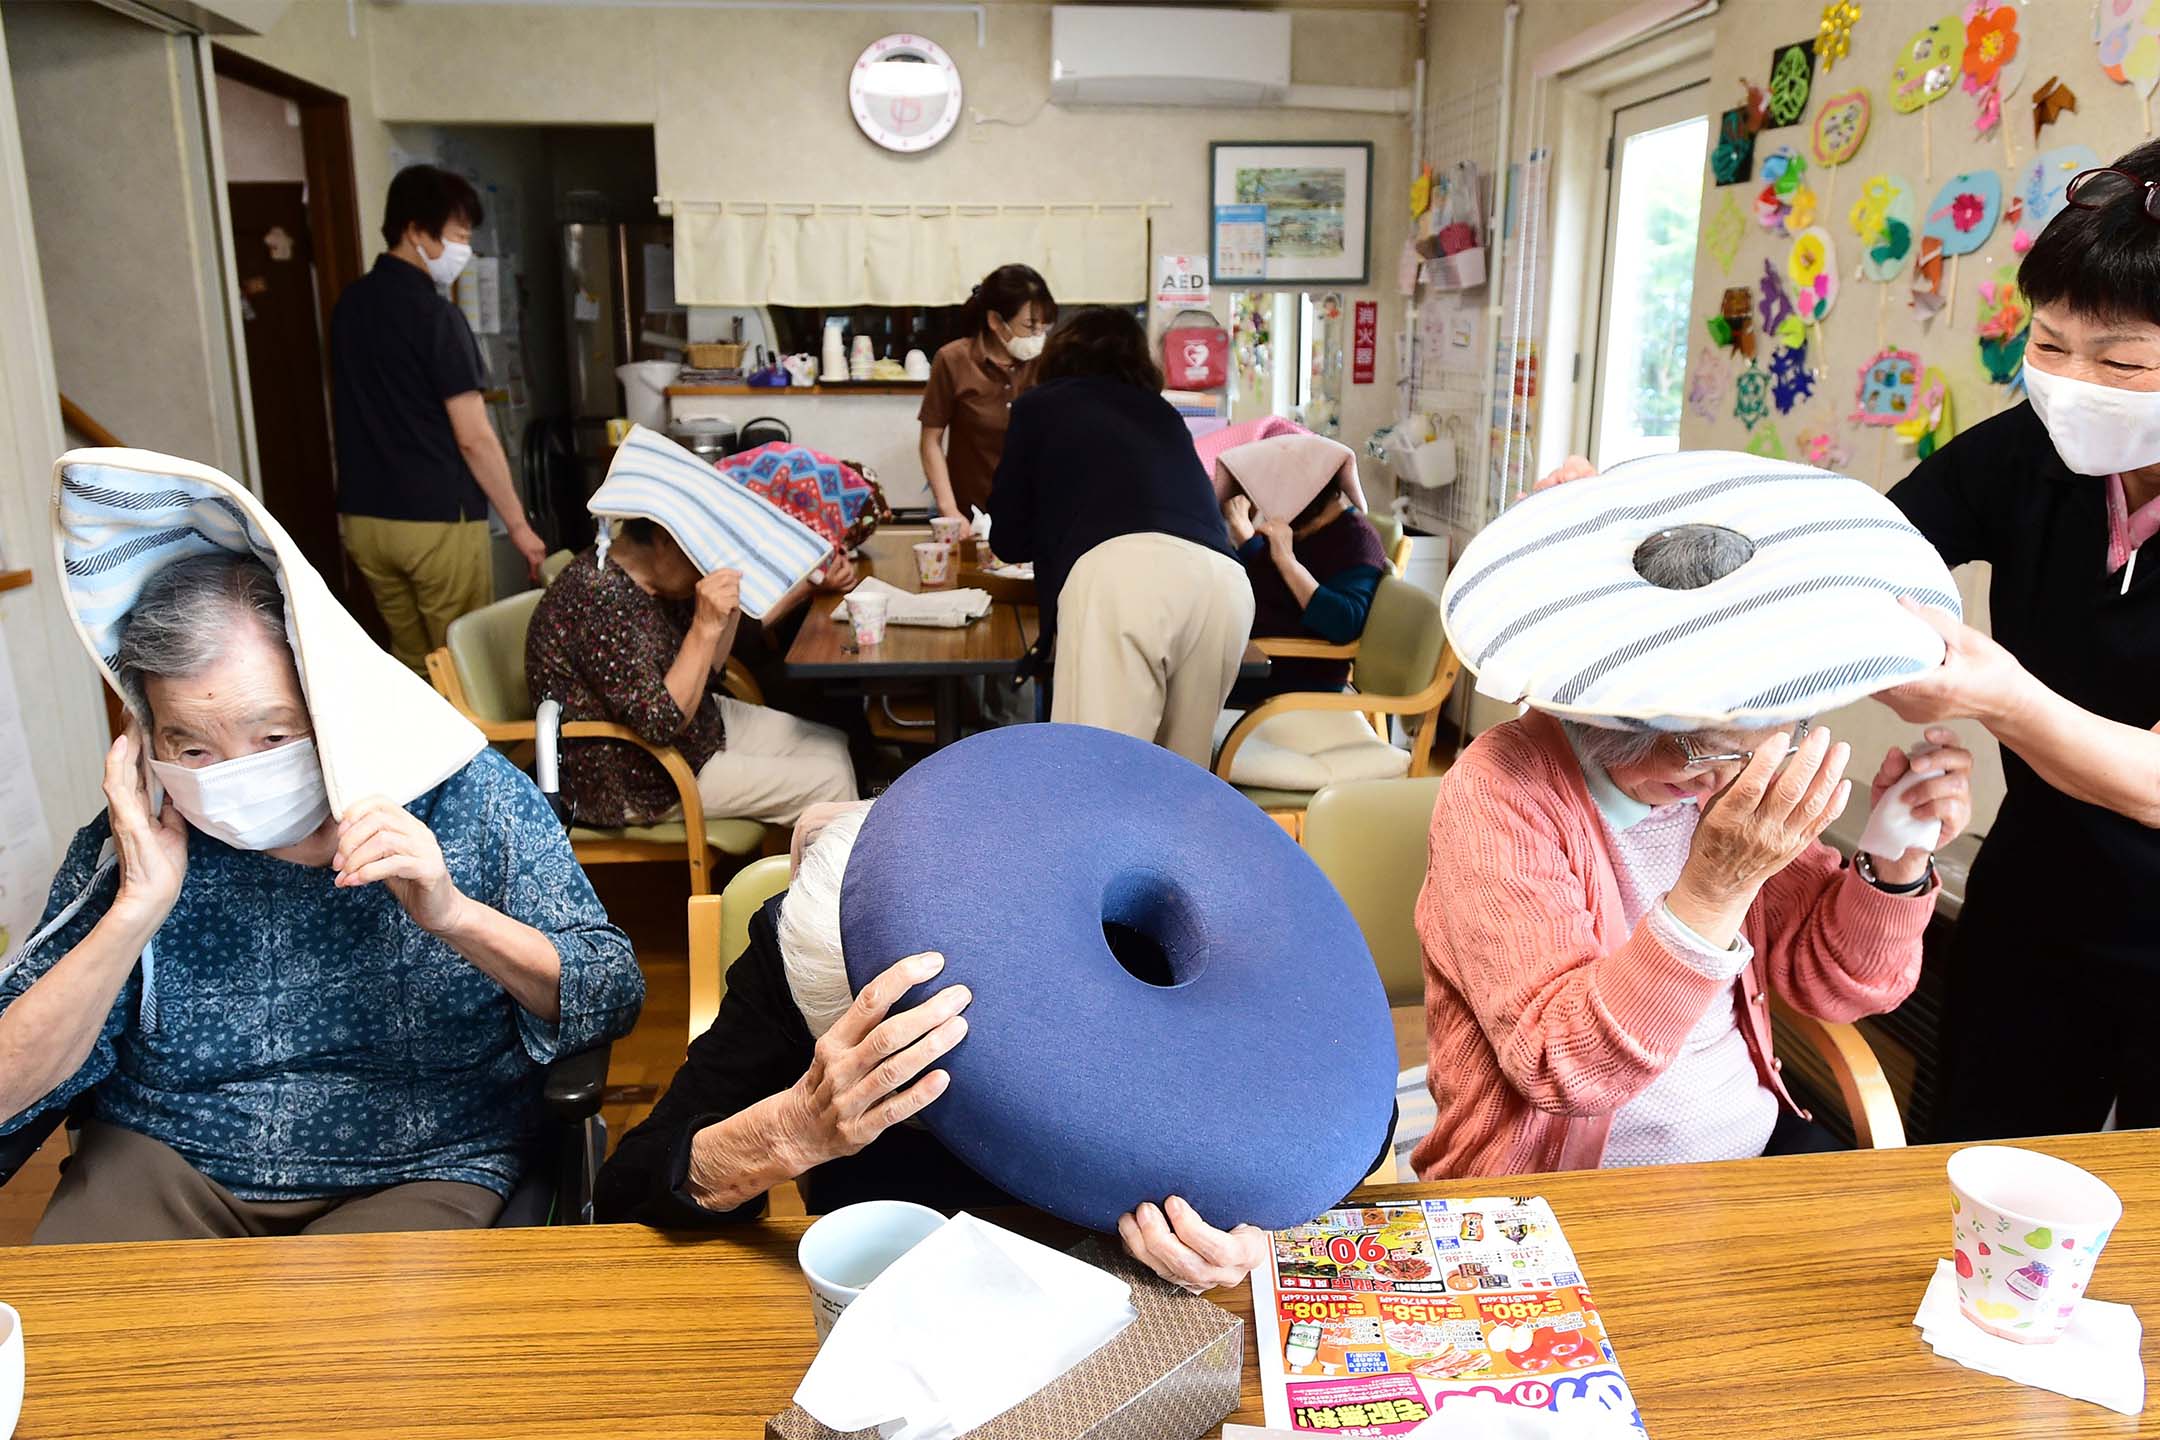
[1670,718,1813,772]
[2065,168,2160,223]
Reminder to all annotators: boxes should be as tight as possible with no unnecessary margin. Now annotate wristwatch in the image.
[1855,850,1934,895]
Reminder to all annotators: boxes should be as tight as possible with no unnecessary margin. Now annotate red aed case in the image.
[1161,308,1229,390]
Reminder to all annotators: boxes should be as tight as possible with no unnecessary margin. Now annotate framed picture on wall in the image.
[1209,141,1373,287]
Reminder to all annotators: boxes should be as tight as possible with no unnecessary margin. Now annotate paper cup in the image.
[929,515,968,547]
[0,1302,22,1440]
[1948,1145,2121,1343]
[797,1200,946,1340]
[849,591,889,647]
[913,541,954,587]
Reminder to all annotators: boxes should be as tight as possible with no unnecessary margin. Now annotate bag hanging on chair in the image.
[1160,308,1229,391]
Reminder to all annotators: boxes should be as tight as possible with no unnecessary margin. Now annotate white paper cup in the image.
[1948,1145,2122,1343]
[849,591,889,647]
[913,541,954,587]
[797,1200,945,1340]
[0,1302,22,1440]
[929,515,968,547]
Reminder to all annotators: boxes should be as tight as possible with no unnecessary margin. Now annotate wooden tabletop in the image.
[785,526,1035,679]
[5,1133,2153,1438]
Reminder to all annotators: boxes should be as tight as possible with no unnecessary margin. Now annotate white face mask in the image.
[2022,361,2160,476]
[1003,332,1046,363]
[423,237,473,290]
[149,738,332,852]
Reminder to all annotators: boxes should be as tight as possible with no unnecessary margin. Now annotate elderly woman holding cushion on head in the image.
[1413,453,1973,1180]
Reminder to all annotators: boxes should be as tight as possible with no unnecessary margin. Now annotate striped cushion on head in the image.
[589,425,832,619]
[1442,450,1962,731]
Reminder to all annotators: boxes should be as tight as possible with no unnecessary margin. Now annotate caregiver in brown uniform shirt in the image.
[917,264,1057,526]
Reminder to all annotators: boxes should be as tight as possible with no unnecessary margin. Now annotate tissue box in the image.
[766,1239,1243,1440]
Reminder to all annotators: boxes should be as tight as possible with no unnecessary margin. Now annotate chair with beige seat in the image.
[425,576,772,896]
[1366,510,1413,575]
[1301,775,1909,1154]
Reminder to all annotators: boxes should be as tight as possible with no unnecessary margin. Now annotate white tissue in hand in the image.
[969,507,993,550]
[1857,746,1945,860]
[794,1212,1137,1440]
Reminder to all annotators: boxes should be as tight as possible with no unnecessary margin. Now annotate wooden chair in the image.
[425,590,771,896]
[1299,775,1908,1149]
[1213,574,1461,840]
[687,855,792,1045]
[1366,510,1414,574]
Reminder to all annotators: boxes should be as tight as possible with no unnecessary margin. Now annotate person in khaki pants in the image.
[986,307,1255,766]
[331,165,547,671]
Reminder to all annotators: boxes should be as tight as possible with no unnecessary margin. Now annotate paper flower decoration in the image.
[1891,16,1962,113]
[1800,427,1852,469]
[1688,354,1730,421]
[1961,5,2019,89]
[1976,264,2031,386]
[1819,1,1863,70]
[2033,76,2078,137]
[2097,0,2160,99]
[1894,367,1957,458]
[2021,144,2100,225]
[1772,341,1817,413]
[1410,164,1434,219]
[1854,347,1922,425]
[1850,173,1918,280]
[1755,149,1810,230]
[1714,106,1758,185]
[1923,170,2002,255]
[1911,235,1948,324]
[1788,227,1839,321]
[1746,425,1789,460]
[1706,192,1746,272]
[1811,89,1871,166]
[1769,40,1818,126]
[1735,367,1772,430]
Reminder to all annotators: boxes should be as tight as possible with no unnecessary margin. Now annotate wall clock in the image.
[850,33,963,153]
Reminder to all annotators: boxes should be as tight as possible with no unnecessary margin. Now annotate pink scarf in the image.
[1208,431,1368,519]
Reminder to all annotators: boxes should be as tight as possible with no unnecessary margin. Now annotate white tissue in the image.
[969,507,993,551]
[1857,744,1945,860]
[1913,1258,2146,1415]
[794,1212,1137,1440]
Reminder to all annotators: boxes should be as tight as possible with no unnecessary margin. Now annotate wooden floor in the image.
[0,859,1429,1244]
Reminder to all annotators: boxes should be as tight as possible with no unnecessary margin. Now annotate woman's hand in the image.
[1865,729,1975,884]
[1223,494,1257,547]
[693,567,743,633]
[104,727,187,925]
[333,798,466,934]
[771,951,971,1170]
[1669,726,1852,945]
[1876,599,2037,726]
[1532,455,1599,493]
[1116,1196,1270,1294]
[815,551,859,594]
[1256,516,1296,560]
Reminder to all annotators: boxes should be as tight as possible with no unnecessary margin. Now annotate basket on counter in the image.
[684,341,745,370]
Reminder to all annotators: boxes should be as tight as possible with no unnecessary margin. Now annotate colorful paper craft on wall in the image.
[1688,354,1730,421]
[1819,1,1862,71]
[1756,149,1815,232]
[1707,287,1757,361]
[1788,227,1839,323]
[1894,366,1957,458]
[1769,39,1818,127]
[1735,366,1772,430]
[1854,347,1922,425]
[2096,0,2160,99]
[1911,236,1948,324]
[1812,89,1871,166]
[1891,16,1963,113]
[1771,339,1816,414]
[1976,263,2031,388]
[1706,192,1746,272]
[1923,170,2003,255]
[1746,425,1789,460]
[1799,426,1852,469]
[2032,76,2078,137]
[1714,106,1759,185]
[2021,144,2101,225]
[1851,173,1918,280]
[1960,4,2021,141]
[1759,259,1797,334]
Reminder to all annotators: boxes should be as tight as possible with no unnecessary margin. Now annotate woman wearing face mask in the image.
[1862,140,2160,1144]
[0,528,642,1242]
[917,264,1058,528]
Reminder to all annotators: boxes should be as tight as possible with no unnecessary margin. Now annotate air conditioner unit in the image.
[1050,6,1292,108]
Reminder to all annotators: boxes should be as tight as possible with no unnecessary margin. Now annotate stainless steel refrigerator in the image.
[563,220,682,477]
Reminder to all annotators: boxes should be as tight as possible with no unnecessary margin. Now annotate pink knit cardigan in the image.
[1410,712,1932,1181]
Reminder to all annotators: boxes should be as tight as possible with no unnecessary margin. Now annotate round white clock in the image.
[849,33,963,153]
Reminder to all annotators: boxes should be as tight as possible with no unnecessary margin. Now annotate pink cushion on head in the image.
[1193,415,1306,486]
[1214,432,1367,519]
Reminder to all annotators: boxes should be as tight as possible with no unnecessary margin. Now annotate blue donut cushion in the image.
[839,723,1398,1233]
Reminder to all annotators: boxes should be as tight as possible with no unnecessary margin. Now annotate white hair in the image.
[775,805,870,1039]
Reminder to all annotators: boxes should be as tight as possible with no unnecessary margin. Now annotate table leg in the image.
[933,679,962,748]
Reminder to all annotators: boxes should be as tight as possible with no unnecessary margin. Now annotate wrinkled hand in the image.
[1876,599,2034,726]
[790,799,874,877]
[1676,725,1852,910]
[694,567,743,631]
[1866,729,1974,882]
[333,797,464,933]
[105,727,187,924]
[1533,455,1599,493]
[1256,516,1296,557]
[773,951,971,1169]
[815,551,859,594]
[1223,494,1257,546]
[510,523,549,582]
[1116,1196,1270,1294]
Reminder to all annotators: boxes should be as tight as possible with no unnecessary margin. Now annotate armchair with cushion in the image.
[1366,511,1413,575]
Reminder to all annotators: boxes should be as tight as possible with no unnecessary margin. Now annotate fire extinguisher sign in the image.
[1154,254,1211,310]
[1352,300,1378,385]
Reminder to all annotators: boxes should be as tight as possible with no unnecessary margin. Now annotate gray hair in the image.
[1632,524,1755,591]
[1560,721,1673,772]
[112,552,286,717]
[775,805,870,1039]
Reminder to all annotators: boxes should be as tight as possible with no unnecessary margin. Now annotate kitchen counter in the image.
[669,385,931,509]
[666,381,925,397]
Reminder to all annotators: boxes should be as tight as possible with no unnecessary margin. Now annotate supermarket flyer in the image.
[1251,1197,1647,1437]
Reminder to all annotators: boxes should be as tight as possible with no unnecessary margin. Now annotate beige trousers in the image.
[696,693,859,826]
[32,1120,503,1245]
[341,515,494,674]
[1050,532,1256,767]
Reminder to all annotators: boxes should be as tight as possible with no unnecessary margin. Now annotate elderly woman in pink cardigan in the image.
[1412,529,1976,1181]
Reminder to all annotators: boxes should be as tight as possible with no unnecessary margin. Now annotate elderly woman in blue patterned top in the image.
[0,553,642,1243]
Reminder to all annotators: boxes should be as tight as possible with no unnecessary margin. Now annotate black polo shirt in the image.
[330,254,488,522]
[1888,401,2160,952]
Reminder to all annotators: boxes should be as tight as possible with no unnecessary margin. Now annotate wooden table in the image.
[786,526,1266,747]
[5,1133,2154,1438]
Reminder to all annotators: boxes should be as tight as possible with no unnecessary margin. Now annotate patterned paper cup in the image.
[849,591,889,647]
[1948,1145,2121,1343]
[913,541,954,587]
[929,515,968,546]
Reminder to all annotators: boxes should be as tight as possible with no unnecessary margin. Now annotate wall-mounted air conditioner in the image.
[1049,6,1292,108]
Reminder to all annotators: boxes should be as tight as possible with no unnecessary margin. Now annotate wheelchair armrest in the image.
[542,1042,612,1122]
[0,1108,68,1188]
